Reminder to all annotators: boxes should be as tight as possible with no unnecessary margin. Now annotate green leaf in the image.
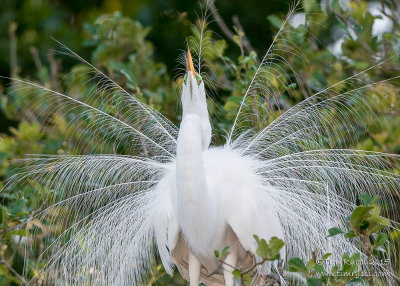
[371,217,390,230]
[232,269,241,280]
[255,238,269,258]
[306,259,315,272]
[342,253,360,272]
[322,253,332,260]
[374,233,388,248]
[367,205,390,233]
[253,234,260,244]
[268,237,285,257]
[350,205,373,229]
[232,35,241,47]
[288,257,307,273]
[109,61,136,87]
[359,193,372,205]
[213,40,227,57]
[254,236,284,260]
[9,199,28,216]
[267,15,282,29]
[243,273,252,286]
[345,230,355,238]
[327,227,345,237]
[314,264,325,273]
[307,277,323,286]
[222,246,230,257]
[214,250,220,258]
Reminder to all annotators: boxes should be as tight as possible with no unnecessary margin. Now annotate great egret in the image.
[151,49,284,286]
[4,3,400,286]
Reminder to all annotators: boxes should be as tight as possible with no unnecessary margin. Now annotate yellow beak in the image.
[187,49,196,77]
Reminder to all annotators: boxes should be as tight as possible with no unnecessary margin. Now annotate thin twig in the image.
[363,231,375,286]
[232,15,256,54]
[0,259,28,284]
[0,250,28,285]
[48,53,61,90]
[30,46,42,72]
[9,22,18,77]
[242,257,269,275]
[209,0,255,56]
[218,256,284,285]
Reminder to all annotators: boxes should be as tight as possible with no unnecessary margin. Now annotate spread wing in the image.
[7,154,166,285]
[4,43,180,284]
[7,43,178,161]
[227,3,400,284]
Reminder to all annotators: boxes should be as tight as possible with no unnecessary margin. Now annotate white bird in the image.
[4,4,400,286]
[152,50,284,286]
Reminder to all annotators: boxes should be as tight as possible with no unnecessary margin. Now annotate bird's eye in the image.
[183,73,201,85]
[196,74,202,85]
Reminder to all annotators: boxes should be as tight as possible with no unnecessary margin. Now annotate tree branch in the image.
[232,15,256,54]
[0,250,28,285]
[209,0,255,55]
[9,22,19,77]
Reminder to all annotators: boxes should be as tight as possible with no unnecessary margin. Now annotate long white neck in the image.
[175,112,215,254]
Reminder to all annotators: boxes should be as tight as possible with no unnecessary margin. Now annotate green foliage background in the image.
[0,0,399,284]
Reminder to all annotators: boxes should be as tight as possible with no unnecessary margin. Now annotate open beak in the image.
[187,49,196,77]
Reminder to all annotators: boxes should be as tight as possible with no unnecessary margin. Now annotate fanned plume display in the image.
[2,1,400,285]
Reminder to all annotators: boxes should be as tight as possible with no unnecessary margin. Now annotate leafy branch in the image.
[215,236,285,286]
[288,194,392,286]
[327,194,390,286]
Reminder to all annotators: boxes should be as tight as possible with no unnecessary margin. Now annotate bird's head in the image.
[180,49,211,149]
[181,49,208,118]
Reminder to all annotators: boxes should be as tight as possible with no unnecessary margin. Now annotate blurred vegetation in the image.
[229,194,392,285]
[0,0,400,285]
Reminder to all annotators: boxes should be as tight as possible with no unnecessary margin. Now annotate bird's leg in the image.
[188,251,201,286]
[222,247,238,286]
